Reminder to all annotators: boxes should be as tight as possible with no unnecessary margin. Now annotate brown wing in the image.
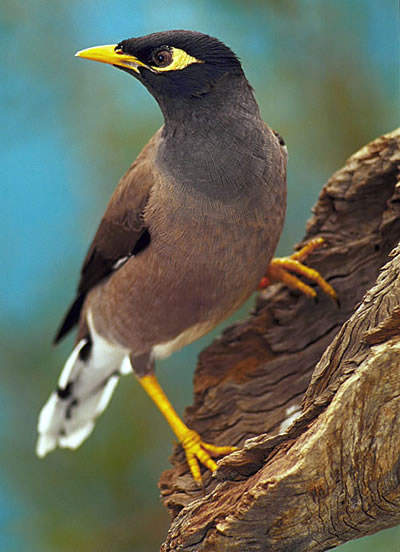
[54,132,160,343]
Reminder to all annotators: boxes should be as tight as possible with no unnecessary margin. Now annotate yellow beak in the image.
[75,44,148,73]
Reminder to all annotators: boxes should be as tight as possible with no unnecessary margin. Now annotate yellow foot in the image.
[259,237,337,302]
[138,373,237,485]
[180,428,237,484]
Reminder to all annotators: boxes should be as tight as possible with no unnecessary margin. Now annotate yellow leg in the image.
[138,374,237,484]
[259,237,337,302]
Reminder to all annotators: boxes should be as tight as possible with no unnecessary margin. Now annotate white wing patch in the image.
[112,255,131,270]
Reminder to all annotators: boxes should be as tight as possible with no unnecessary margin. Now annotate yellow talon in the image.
[259,237,337,302]
[290,237,325,262]
[180,428,237,483]
[138,374,236,484]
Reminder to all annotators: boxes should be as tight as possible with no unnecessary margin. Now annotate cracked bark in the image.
[159,129,400,551]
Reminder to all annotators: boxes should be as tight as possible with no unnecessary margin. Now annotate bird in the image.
[36,30,336,484]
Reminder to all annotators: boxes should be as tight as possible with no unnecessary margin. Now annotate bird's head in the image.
[75,30,244,103]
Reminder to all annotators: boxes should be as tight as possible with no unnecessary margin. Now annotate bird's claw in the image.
[259,237,337,302]
[180,428,237,485]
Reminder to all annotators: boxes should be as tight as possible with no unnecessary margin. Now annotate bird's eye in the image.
[152,49,173,68]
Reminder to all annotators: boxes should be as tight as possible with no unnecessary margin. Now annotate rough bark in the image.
[160,129,400,551]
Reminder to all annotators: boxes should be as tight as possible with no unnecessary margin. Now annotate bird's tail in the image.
[36,333,131,458]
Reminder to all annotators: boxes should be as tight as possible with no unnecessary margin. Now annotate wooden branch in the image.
[160,129,400,551]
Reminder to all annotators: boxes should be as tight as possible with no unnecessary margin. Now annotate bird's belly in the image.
[151,320,216,359]
[89,220,276,356]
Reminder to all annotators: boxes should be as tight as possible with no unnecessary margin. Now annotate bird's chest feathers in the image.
[157,117,268,204]
[146,188,254,261]
[144,118,283,269]
[146,170,273,271]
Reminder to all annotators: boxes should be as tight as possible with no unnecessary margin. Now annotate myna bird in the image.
[36,31,335,484]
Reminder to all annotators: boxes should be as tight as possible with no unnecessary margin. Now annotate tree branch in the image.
[160,129,400,551]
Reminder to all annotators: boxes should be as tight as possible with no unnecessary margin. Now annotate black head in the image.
[76,30,244,101]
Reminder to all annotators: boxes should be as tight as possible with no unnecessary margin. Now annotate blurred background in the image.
[2,0,399,550]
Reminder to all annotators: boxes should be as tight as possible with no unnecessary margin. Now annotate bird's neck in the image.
[159,73,259,129]
[156,75,267,204]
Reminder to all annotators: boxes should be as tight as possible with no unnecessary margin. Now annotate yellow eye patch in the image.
[152,47,203,72]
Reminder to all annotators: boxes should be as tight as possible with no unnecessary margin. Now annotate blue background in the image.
[2,0,399,550]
